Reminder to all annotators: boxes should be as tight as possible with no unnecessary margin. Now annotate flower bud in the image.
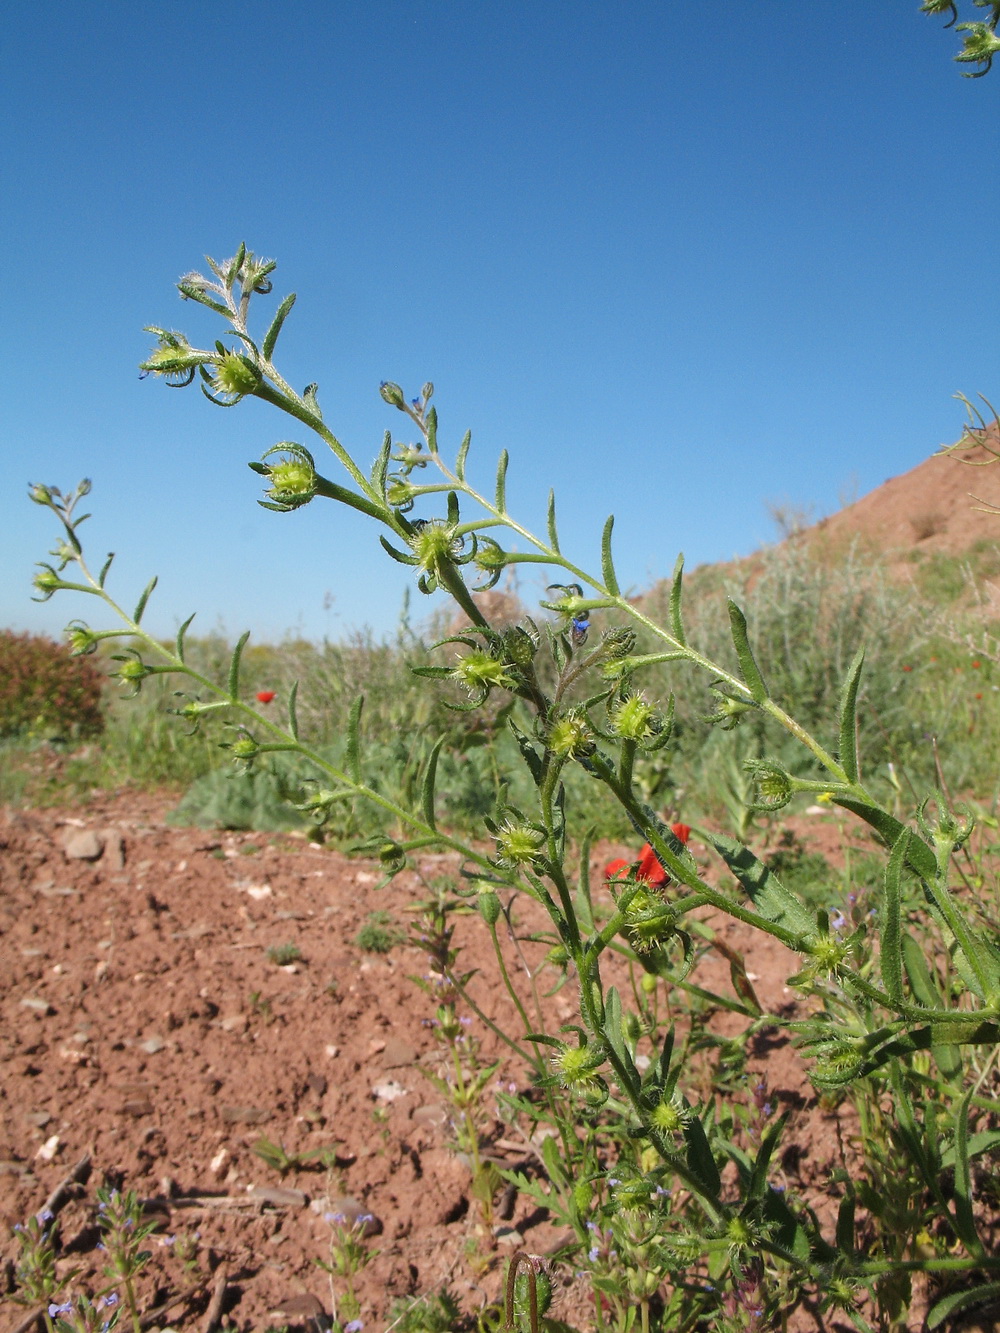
[494,820,545,868]
[28,483,53,506]
[230,735,260,761]
[379,381,406,408]
[32,568,62,599]
[649,1093,690,1134]
[452,650,513,698]
[212,352,261,400]
[513,1261,552,1320]
[603,627,637,658]
[623,889,677,953]
[477,886,502,926]
[610,693,655,742]
[548,711,594,759]
[66,623,99,656]
[501,626,538,669]
[552,1041,605,1090]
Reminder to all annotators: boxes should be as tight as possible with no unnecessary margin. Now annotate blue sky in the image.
[4,2,997,645]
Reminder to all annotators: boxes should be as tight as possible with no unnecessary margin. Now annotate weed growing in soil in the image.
[26,245,1000,1330]
[355,909,404,953]
[266,941,303,966]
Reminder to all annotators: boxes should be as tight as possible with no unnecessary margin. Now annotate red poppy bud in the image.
[671,822,691,844]
[902,665,913,673]
[256,690,276,704]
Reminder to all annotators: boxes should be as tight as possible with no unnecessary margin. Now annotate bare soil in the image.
[0,791,886,1332]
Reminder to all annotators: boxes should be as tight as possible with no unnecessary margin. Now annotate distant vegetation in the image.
[4,537,999,835]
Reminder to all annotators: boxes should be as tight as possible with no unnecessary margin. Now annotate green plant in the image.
[251,1134,338,1175]
[266,941,302,966]
[354,909,404,953]
[30,246,1000,1330]
[0,629,105,740]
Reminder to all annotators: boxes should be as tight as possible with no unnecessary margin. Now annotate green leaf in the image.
[425,405,439,454]
[602,987,636,1092]
[902,932,943,1009]
[455,430,472,482]
[684,1114,721,1198]
[941,1128,1000,1169]
[727,600,767,704]
[133,575,158,626]
[175,613,195,664]
[927,1282,1000,1330]
[668,553,687,646]
[421,735,445,831]
[600,515,620,595]
[951,1087,981,1253]
[547,489,560,553]
[379,535,417,565]
[747,1112,786,1199]
[495,449,509,512]
[371,431,391,497]
[880,829,907,1006]
[177,283,231,317]
[227,630,250,701]
[708,833,816,940]
[836,1192,856,1255]
[262,292,296,359]
[838,646,865,783]
[287,680,299,741]
[345,696,364,784]
[833,797,937,879]
[97,552,115,588]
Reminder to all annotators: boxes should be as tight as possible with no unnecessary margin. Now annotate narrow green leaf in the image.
[346,696,364,784]
[602,987,633,1079]
[600,515,620,595]
[927,1282,1000,1330]
[495,450,509,512]
[684,1114,722,1198]
[133,576,158,626]
[838,647,865,783]
[880,829,907,1005]
[227,630,250,701]
[316,475,387,522]
[303,382,322,418]
[379,535,417,565]
[902,932,944,1005]
[727,600,768,703]
[98,552,115,588]
[708,833,816,940]
[177,283,231,317]
[226,243,247,287]
[421,735,445,831]
[951,1087,980,1252]
[668,553,686,646]
[371,431,391,497]
[835,1193,856,1255]
[410,665,454,680]
[941,1128,1000,1169]
[546,489,560,553]
[287,680,300,741]
[747,1112,787,1199]
[455,430,472,482]
[175,612,196,663]
[541,1133,566,1186]
[425,405,439,455]
[261,292,296,359]
[833,797,937,879]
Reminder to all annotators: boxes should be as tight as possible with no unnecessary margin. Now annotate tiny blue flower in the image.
[588,1246,600,1262]
[49,1302,73,1317]
[38,1209,55,1223]
[345,1321,364,1332]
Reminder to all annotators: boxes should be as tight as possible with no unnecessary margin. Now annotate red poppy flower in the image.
[972,660,982,669]
[256,690,276,704]
[902,665,912,673]
[604,824,691,887]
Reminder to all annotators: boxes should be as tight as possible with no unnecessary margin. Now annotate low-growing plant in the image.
[0,629,105,740]
[355,909,404,953]
[28,245,1000,1330]
[266,941,302,966]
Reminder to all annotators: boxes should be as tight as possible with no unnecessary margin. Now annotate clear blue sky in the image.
[4,2,997,645]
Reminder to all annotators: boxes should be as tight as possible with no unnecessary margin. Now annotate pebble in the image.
[371,1079,407,1103]
[249,1185,308,1208]
[381,1036,418,1069]
[493,1225,525,1247]
[221,1105,272,1125]
[140,1036,166,1054]
[36,1135,60,1161]
[410,1103,448,1127]
[20,997,53,1015]
[62,830,103,861]
[267,1294,325,1324]
[209,1148,229,1177]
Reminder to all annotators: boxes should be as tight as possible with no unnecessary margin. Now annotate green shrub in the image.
[0,630,105,739]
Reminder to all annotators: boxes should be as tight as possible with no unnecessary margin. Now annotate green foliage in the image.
[27,246,1000,1331]
[266,941,302,965]
[0,630,104,740]
[387,1289,463,1333]
[354,910,403,953]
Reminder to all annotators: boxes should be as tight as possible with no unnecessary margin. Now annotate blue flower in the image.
[345,1321,364,1332]
[49,1302,73,1317]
